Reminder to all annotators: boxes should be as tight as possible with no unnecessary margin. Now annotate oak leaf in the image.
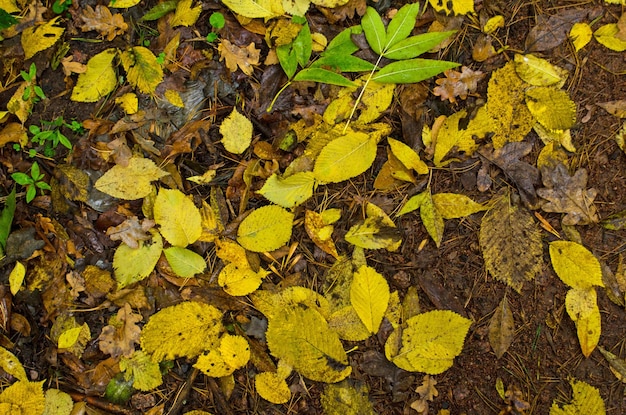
[98,303,142,358]
[77,5,128,41]
[433,66,485,103]
[106,216,155,249]
[218,40,260,76]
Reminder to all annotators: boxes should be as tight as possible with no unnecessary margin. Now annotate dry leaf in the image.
[597,100,626,118]
[488,296,515,359]
[218,39,260,76]
[525,9,587,52]
[106,217,155,249]
[433,66,485,103]
[98,303,142,358]
[77,5,128,41]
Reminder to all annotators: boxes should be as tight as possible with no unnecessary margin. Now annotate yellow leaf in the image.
[113,230,163,289]
[120,350,162,391]
[171,0,202,27]
[163,247,206,278]
[594,23,626,52]
[550,379,606,415]
[398,191,429,216]
[219,334,250,369]
[109,0,141,7]
[220,108,253,154]
[7,83,33,123]
[0,123,28,149]
[0,381,45,415]
[428,0,473,15]
[389,310,471,374]
[320,380,376,415]
[327,306,371,341]
[483,15,505,34]
[154,188,202,247]
[21,17,65,59]
[71,48,118,102]
[549,241,604,289]
[8,261,25,295]
[115,92,138,114]
[314,131,378,183]
[218,263,269,296]
[237,205,293,252]
[432,193,486,219]
[419,190,444,248]
[345,202,402,251]
[0,347,27,382]
[120,46,164,94]
[310,0,349,7]
[282,0,310,16]
[164,89,184,108]
[252,286,331,321]
[58,324,90,349]
[255,371,291,404]
[305,209,340,259]
[140,301,224,361]
[570,22,593,52]
[534,124,575,152]
[356,81,395,124]
[388,138,429,174]
[525,87,576,131]
[350,265,390,334]
[217,40,260,76]
[0,0,19,13]
[514,54,568,87]
[566,288,601,357]
[188,169,216,185]
[258,172,316,208]
[433,109,481,166]
[95,156,169,200]
[222,0,284,18]
[44,389,73,415]
[215,238,249,267]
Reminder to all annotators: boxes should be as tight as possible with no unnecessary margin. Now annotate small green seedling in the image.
[20,63,46,104]
[11,162,51,203]
[206,12,225,42]
[29,116,75,157]
[0,9,18,31]
[52,0,72,14]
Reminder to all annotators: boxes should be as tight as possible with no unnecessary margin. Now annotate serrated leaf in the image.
[140,301,224,361]
[526,87,576,131]
[389,310,471,374]
[488,296,515,359]
[43,389,73,415]
[220,108,253,154]
[350,265,389,334]
[221,0,284,18]
[373,58,459,84]
[549,241,604,289]
[71,48,118,102]
[255,371,291,404]
[314,131,377,183]
[433,109,485,166]
[237,205,293,252]
[113,230,163,289]
[95,157,169,200]
[258,172,316,208]
[21,16,64,60]
[594,23,626,52]
[164,247,206,278]
[384,31,455,60]
[120,46,164,94]
[514,54,568,87]
[114,92,138,114]
[119,350,162,391]
[361,6,386,55]
[479,196,543,292]
[0,347,27,382]
[0,380,45,415]
[154,188,202,247]
[570,22,593,51]
[432,193,486,219]
[171,0,201,27]
[549,379,606,415]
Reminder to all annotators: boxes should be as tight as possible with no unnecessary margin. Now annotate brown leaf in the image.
[433,66,485,103]
[217,39,260,76]
[488,296,515,359]
[106,216,155,249]
[76,5,128,41]
[537,164,598,225]
[597,100,626,118]
[415,375,438,401]
[525,9,587,52]
[162,119,211,159]
[98,303,142,358]
[318,0,367,23]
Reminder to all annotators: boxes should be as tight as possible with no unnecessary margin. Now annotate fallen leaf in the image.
[71,48,118,103]
[113,230,163,289]
[345,202,402,251]
[597,100,626,118]
[525,86,576,131]
[218,39,260,76]
[350,265,389,334]
[525,9,587,52]
[598,346,626,383]
[106,217,155,249]
[95,157,169,200]
[21,16,65,59]
[514,54,568,87]
[76,5,128,41]
[170,0,201,27]
[549,240,604,290]
[428,0,473,15]
[570,22,593,51]
[320,380,376,415]
[0,380,46,414]
[488,296,515,359]
[305,209,341,259]
[433,66,485,103]
[237,205,294,252]
[549,379,605,415]
[255,371,291,404]
[565,287,600,357]
[119,350,162,391]
[594,23,626,52]
[98,303,142,358]
[120,46,164,95]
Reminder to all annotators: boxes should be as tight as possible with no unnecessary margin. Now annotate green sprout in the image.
[11,162,51,203]
[20,63,46,104]
[206,12,225,42]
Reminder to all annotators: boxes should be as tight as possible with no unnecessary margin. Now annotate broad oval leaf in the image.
[550,379,605,415]
[373,58,460,84]
[388,137,429,174]
[384,31,456,60]
[314,131,377,183]
[255,371,291,404]
[237,205,294,252]
[220,108,253,154]
[514,54,568,87]
[385,3,420,49]
[526,87,576,131]
[95,158,169,200]
[258,172,316,208]
[222,0,284,18]
[350,265,390,334]
[114,230,163,289]
[432,193,486,219]
[71,48,118,102]
[163,247,206,278]
[120,46,164,94]
[218,263,269,296]
[294,68,355,87]
[549,241,604,289]
[361,6,386,55]
[154,189,202,247]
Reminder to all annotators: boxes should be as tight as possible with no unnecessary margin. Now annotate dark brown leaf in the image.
[525,9,587,52]
[488,296,515,359]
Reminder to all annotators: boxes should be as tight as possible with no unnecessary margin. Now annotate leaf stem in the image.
[267,81,292,113]
[342,55,383,133]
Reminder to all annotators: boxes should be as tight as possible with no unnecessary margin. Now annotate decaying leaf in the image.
[194,334,250,377]
[479,194,543,292]
[538,164,598,225]
[76,5,128,41]
[345,202,402,251]
[171,0,202,27]
[432,108,486,166]
[221,0,285,19]
[255,370,291,404]
[106,216,155,249]
[21,16,65,59]
[549,379,605,415]
[0,380,46,414]
[320,380,376,415]
[525,9,587,52]
[218,40,260,76]
[427,0,474,15]
[0,347,27,382]
[95,156,169,200]
[98,303,142,359]
[433,66,485,103]
[597,100,626,118]
[598,346,626,383]
[594,23,626,52]
[514,54,568,87]
[120,46,164,94]
[305,209,341,259]
[570,22,593,51]
[119,350,162,391]
[411,374,438,413]
[525,87,576,131]
[488,296,515,359]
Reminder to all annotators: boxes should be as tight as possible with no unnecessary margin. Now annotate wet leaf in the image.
[120,47,164,95]
[327,306,371,341]
[255,371,291,404]
[115,92,138,114]
[433,107,489,166]
[565,287,600,357]
[77,5,127,41]
[98,303,142,359]
[488,296,515,359]
[95,156,169,200]
[320,380,376,415]
[350,265,389,334]
[154,188,202,247]
[427,0,474,15]
[106,217,155,249]
[71,48,118,102]
[113,230,163,289]
[258,172,316,208]
[525,9,587,52]
[549,379,605,415]
[220,108,253,154]
[21,16,65,59]
[549,241,604,289]
[314,131,377,183]
[163,247,206,278]
[479,195,543,292]
[218,262,269,296]
[0,346,27,382]
[419,189,444,247]
[388,138,429,174]
[195,334,250,377]
[345,202,402,251]
[237,205,293,252]
[305,209,341,259]
[119,350,162,391]
[597,100,626,118]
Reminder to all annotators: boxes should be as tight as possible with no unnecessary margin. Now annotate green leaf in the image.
[324,26,361,56]
[0,188,16,252]
[11,172,32,186]
[311,54,375,72]
[384,31,456,60]
[293,68,355,86]
[294,23,312,67]
[141,1,177,20]
[361,7,386,55]
[373,58,459,84]
[385,3,420,48]
[163,247,206,278]
[258,172,316,208]
[0,9,18,31]
[277,44,298,79]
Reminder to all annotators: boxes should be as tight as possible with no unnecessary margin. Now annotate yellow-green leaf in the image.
[483,15,504,34]
[171,0,201,27]
[549,241,604,289]
[71,48,118,102]
[119,350,162,391]
[432,193,486,219]
[0,381,45,415]
[550,379,606,415]
[594,23,626,52]
[345,203,402,251]
[255,371,291,404]
[163,247,206,278]
[252,286,331,322]
[389,310,471,374]
[514,54,568,87]
[115,92,138,114]
[140,301,224,361]
[21,17,65,59]
[44,389,73,415]
[95,157,169,200]
[8,261,25,296]
[525,87,576,131]
[113,230,163,289]
[570,22,593,52]
[220,108,253,154]
[565,287,601,357]
[258,172,316,208]
[314,131,378,183]
[327,306,371,342]
[120,46,164,94]
[320,380,376,415]
[154,188,202,247]
[222,0,284,18]
[419,190,444,248]
[350,265,389,334]
[388,138,429,174]
[237,205,293,252]
[218,263,269,296]
[0,347,27,382]
[109,0,141,7]
[427,0,473,15]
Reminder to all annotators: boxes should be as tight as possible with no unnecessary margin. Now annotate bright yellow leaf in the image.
[310,0,349,7]
[514,54,568,87]
[109,0,141,7]
[237,205,293,252]
[0,381,45,415]
[428,0,473,15]
[222,0,284,18]
[219,334,250,369]
[0,347,27,382]
[215,238,249,267]
[120,351,163,391]
[566,287,601,357]
[0,0,19,13]
[549,241,604,289]
[71,48,118,102]
[550,379,606,415]
[258,172,316,208]
[220,108,253,154]
[350,265,390,334]
[140,301,224,361]
[218,263,269,296]
[314,131,378,183]
[594,23,626,52]
[570,22,593,52]
[8,261,25,295]
[154,188,202,247]
[525,87,576,131]
[171,0,202,27]
[21,17,65,59]
[120,46,164,94]
[419,190,444,248]
[164,90,184,108]
[115,92,138,114]
[163,247,206,278]
[433,109,483,165]
[432,193,486,219]
[95,156,169,200]
[483,15,505,34]
[255,371,291,404]
[388,138,429,174]
[113,230,163,289]
[7,83,33,124]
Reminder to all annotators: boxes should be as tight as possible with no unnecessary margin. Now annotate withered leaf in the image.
[54,164,90,202]
[433,66,485,103]
[106,217,156,249]
[488,296,515,359]
[525,9,588,52]
[217,39,260,76]
[76,5,128,41]
[597,100,626,118]
[98,303,142,359]
[537,164,598,225]
[479,142,540,208]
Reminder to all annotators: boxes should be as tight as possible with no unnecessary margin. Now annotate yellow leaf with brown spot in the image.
[120,47,164,94]
[171,0,202,27]
[21,17,64,59]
